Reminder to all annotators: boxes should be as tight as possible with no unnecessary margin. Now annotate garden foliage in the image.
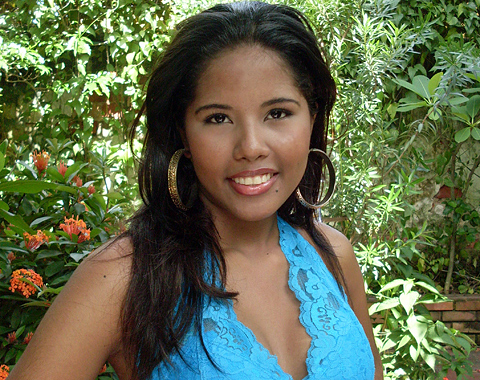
[0,0,479,379]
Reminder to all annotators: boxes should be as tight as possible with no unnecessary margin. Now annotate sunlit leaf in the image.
[455,127,471,143]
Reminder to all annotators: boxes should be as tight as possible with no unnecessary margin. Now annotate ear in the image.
[179,129,192,158]
[310,111,317,132]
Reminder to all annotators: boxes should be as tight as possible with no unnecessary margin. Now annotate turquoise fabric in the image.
[151,217,375,379]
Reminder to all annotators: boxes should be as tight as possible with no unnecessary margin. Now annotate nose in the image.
[233,120,269,162]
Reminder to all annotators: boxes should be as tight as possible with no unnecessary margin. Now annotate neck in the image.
[212,213,280,260]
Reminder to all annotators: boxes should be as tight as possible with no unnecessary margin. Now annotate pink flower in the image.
[31,150,50,177]
[57,161,68,177]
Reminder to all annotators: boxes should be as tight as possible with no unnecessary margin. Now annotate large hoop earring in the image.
[168,149,197,211]
[295,148,335,209]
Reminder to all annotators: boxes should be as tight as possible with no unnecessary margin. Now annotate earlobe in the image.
[178,129,191,157]
[310,112,317,131]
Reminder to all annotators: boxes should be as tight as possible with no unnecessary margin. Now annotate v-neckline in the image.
[225,216,314,380]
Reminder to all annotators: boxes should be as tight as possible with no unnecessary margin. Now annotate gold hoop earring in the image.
[295,148,336,209]
[168,149,196,211]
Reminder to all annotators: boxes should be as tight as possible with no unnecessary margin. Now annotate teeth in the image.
[233,173,273,185]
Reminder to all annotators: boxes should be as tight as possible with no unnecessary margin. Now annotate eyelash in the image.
[204,113,231,124]
[266,108,292,120]
[204,108,292,124]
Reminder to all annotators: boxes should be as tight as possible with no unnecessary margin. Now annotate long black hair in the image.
[124,2,341,379]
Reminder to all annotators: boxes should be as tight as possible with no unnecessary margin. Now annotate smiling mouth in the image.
[232,173,273,186]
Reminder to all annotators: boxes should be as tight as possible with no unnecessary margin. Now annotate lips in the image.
[228,169,278,196]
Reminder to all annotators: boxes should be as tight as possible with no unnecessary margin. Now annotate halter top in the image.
[151,217,375,379]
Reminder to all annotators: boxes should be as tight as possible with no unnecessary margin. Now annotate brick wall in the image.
[426,294,480,345]
[368,294,480,344]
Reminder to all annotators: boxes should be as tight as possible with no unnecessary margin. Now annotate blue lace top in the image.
[151,217,375,379]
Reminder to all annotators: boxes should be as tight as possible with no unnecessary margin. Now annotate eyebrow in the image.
[194,97,300,115]
[194,104,232,115]
[261,97,300,108]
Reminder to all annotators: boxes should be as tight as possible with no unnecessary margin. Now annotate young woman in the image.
[9,2,383,379]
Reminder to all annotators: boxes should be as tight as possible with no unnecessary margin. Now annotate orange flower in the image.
[72,175,82,187]
[59,215,91,243]
[23,230,49,251]
[9,269,44,298]
[7,332,16,344]
[7,252,16,262]
[23,332,34,344]
[98,364,107,375]
[0,364,9,380]
[57,161,68,177]
[87,184,96,195]
[23,231,49,251]
[31,150,50,177]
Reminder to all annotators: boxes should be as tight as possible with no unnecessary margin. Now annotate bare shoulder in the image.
[297,222,356,269]
[8,236,134,380]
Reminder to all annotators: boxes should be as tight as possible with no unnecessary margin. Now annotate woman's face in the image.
[184,45,314,223]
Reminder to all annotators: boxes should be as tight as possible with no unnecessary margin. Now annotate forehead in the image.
[193,45,301,102]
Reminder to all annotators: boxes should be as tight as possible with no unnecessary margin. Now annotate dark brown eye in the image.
[267,109,291,120]
[206,113,230,124]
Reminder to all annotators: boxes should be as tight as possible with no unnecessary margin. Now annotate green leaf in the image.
[64,162,88,182]
[0,139,7,154]
[35,249,63,260]
[45,260,64,277]
[0,151,4,172]
[0,180,57,194]
[466,95,480,118]
[55,184,78,195]
[0,200,9,211]
[30,216,53,228]
[420,350,436,370]
[369,298,400,313]
[92,193,107,211]
[455,127,471,143]
[428,72,443,96]
[407,314,428,345]
[0,209,34,233]
[398,334,412,349]
[471,127,480,141]
[409,344,419,362]
[396,101,427,112]
[0,241,28,253]
[47,166,65,182]
[378,278,405,292]
[400,291,419,314]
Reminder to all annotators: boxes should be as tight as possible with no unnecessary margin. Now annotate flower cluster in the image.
[31,150,50,177]
[60,215,91,243]
[57,161,68,177]
[24,332,34,344]
[9,269,44,298]
[7,332,16,344]
[72,175,82,187]
[87,184,96,195]
[23,230,49,251]
[0,364,9,380]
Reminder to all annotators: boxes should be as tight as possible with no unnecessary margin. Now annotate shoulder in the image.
[297,222,356,275]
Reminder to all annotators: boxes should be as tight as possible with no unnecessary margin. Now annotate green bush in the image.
[1,0,479,379]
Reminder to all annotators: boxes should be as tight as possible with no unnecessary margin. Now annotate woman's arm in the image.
[8,238,133,380]
[318,225,384,380]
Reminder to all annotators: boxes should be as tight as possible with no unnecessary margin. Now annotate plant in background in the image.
[0,139,129,378]
[1,0,479,378]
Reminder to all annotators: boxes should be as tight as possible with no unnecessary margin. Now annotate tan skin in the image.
[9,46,383,380]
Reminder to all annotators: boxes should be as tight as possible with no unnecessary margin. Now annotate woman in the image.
[9,2,382,379]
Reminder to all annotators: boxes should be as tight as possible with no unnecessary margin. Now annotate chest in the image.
[225,249,311,379]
